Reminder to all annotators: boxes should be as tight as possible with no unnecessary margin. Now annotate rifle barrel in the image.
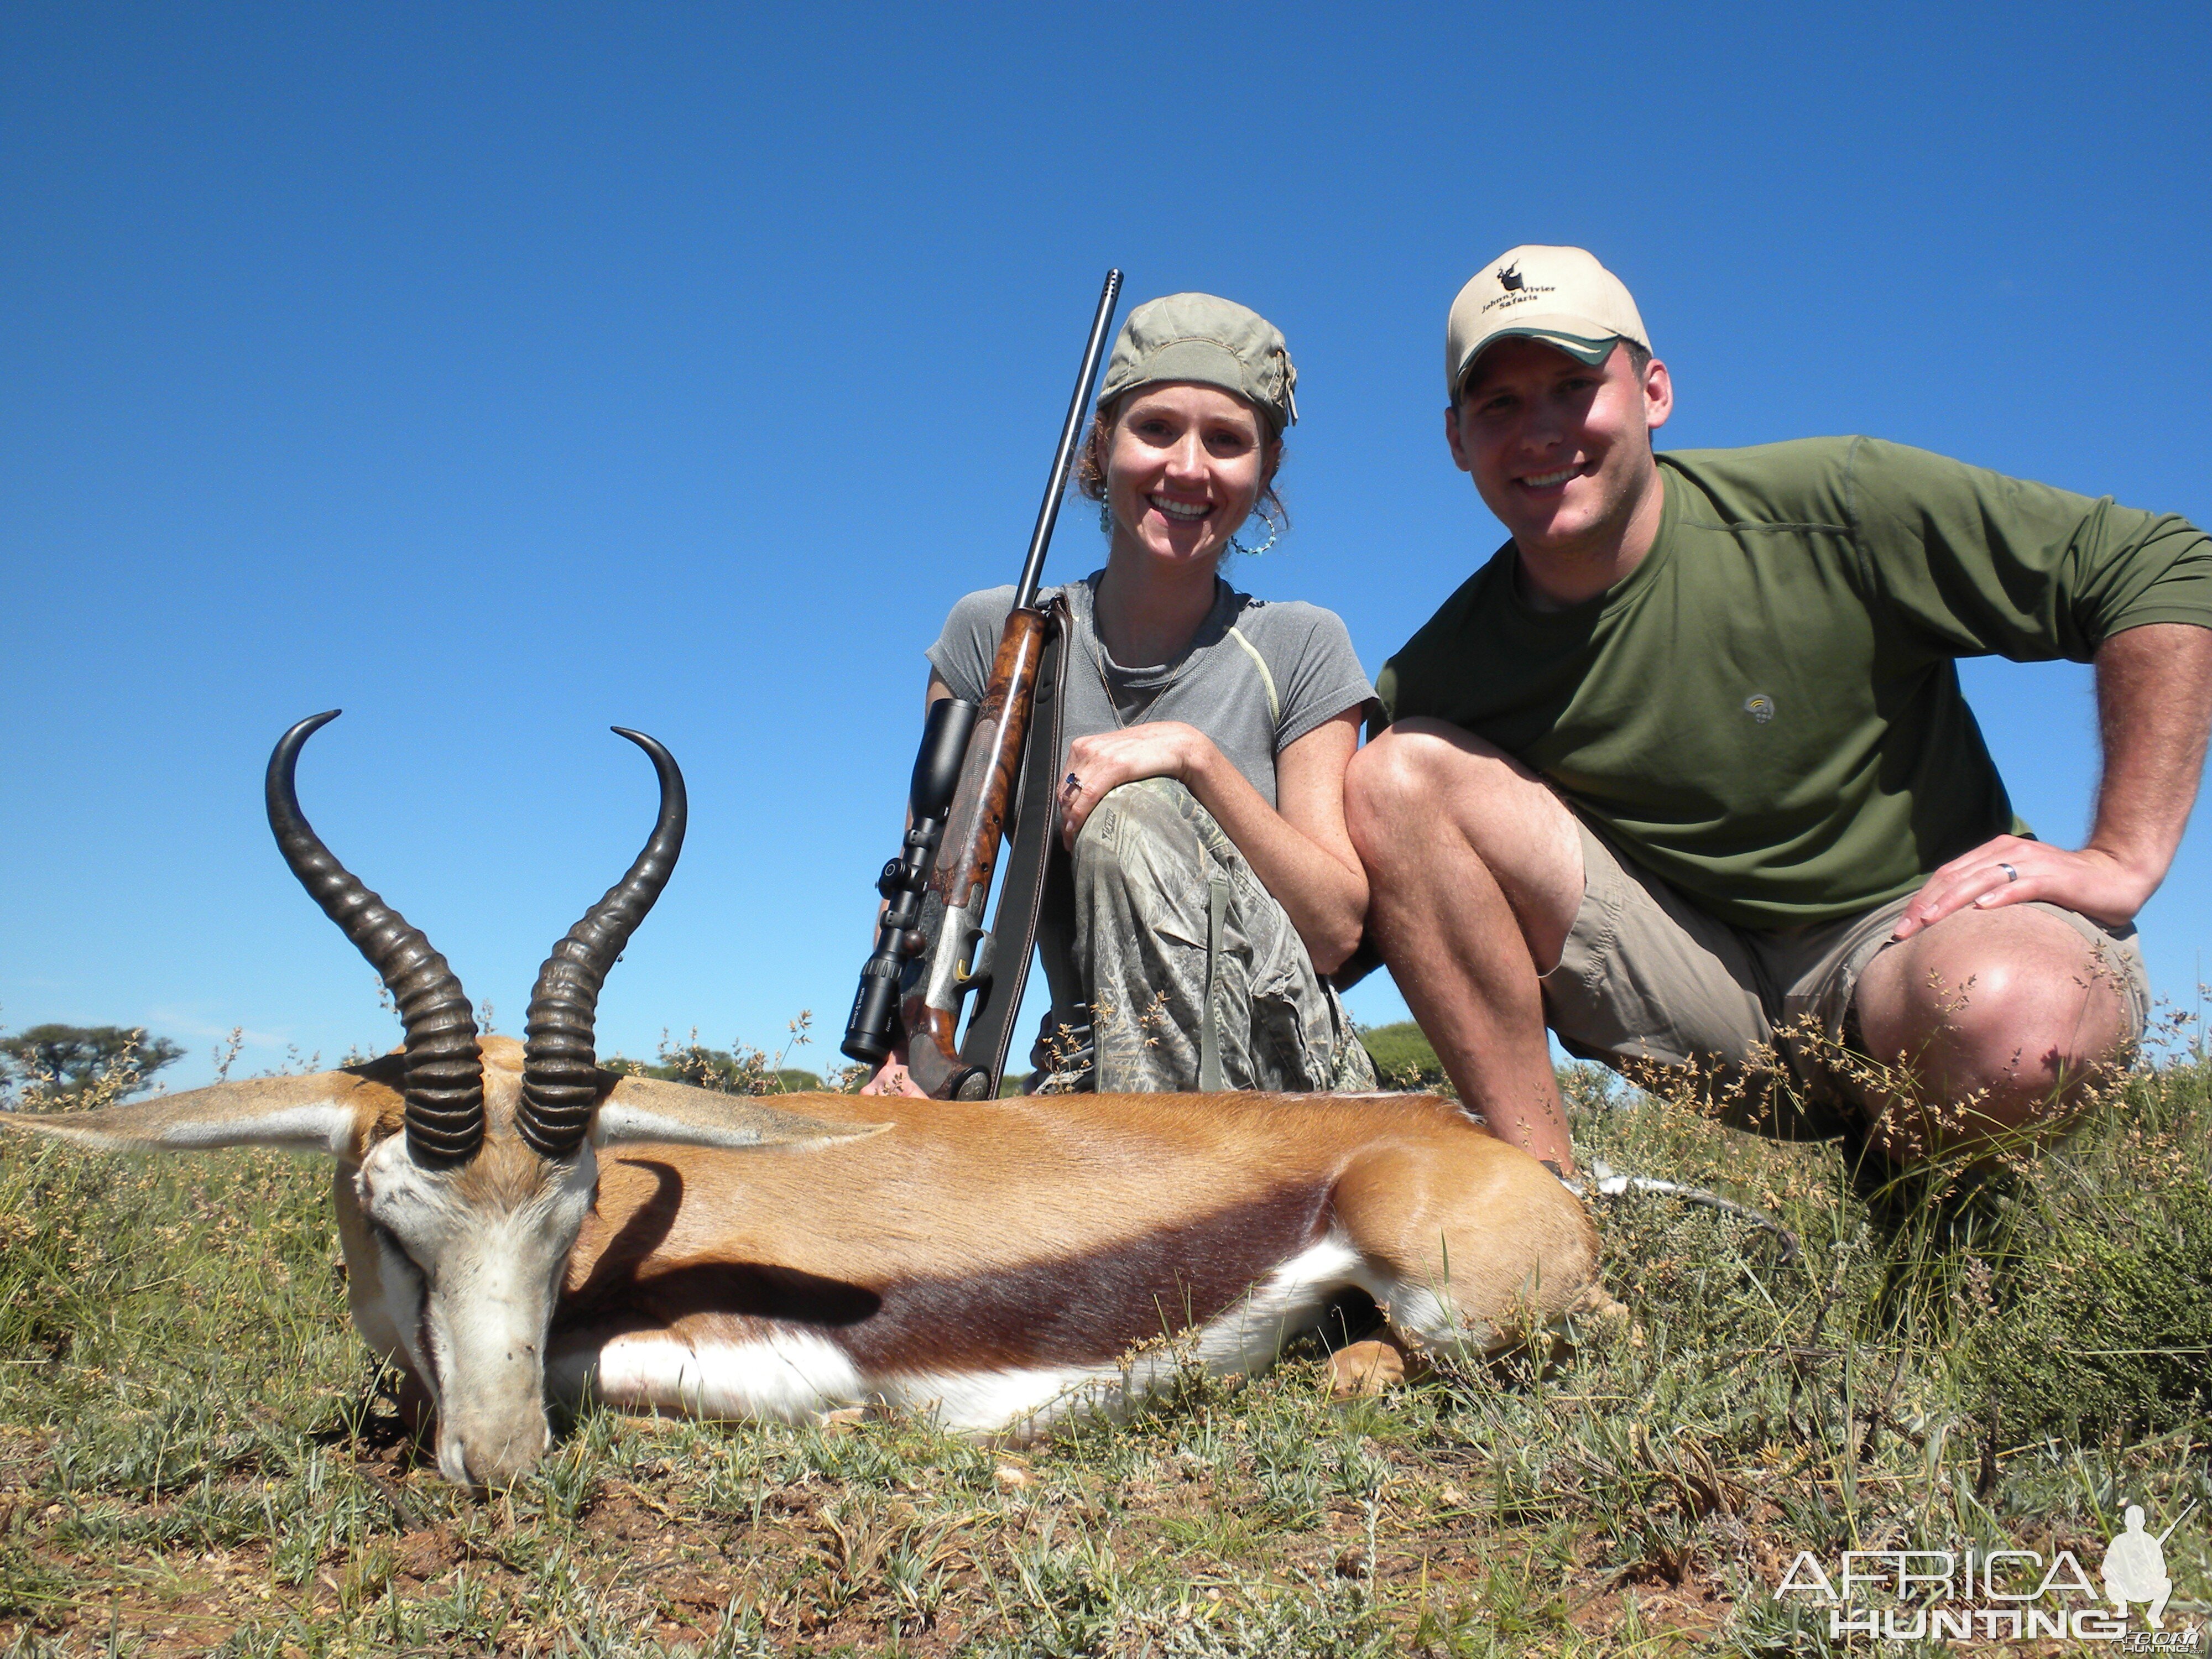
[2156,1500,2197,1545]
[1011,268,1122,612]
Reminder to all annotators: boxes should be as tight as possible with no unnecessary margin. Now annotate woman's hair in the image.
[1073,393,1288,530]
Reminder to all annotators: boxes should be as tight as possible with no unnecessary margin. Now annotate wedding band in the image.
[1999,862,2018,883]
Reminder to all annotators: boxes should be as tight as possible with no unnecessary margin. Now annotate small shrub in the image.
[1358,1021,1446,1090]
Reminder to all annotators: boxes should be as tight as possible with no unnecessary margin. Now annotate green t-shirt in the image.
[1374,437,2212,928]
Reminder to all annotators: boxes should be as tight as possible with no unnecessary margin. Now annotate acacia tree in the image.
[0,1024,184,1109]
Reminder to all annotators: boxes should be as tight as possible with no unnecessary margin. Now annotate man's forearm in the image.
[2089,622,2212,895]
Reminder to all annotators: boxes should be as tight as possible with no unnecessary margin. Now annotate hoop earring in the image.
[1228,501,1282,558]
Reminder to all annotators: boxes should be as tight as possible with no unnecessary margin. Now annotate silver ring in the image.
[1063,772,1082,794]
[1999,862,2018,883]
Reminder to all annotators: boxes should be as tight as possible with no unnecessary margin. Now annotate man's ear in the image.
[1641,358,1673,434]
[1443,401,1473,473]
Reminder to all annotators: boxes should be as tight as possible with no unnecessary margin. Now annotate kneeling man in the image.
[1348,246,2212,1176]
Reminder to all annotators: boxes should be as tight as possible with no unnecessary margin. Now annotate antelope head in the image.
[8,712,872,1488]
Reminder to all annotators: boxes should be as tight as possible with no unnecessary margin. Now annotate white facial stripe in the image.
[355,1140,601,1483]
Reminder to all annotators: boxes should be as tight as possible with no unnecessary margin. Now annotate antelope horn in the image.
[518,729,686,1159]
[267,711,484,1165]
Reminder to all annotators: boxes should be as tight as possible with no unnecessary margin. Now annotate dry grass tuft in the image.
[2,1013,2210,1653]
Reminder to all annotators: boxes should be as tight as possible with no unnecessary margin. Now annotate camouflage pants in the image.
[1031,778,1376,1094]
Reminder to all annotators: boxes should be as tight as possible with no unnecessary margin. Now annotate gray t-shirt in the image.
[925,572,1376,807]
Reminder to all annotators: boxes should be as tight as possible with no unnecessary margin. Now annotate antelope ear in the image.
[592,1074,890,1153]
[0,1067,395,1157]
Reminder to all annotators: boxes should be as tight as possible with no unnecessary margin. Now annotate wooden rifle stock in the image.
[901,606,1052,1099]
[843,268,1121,1099]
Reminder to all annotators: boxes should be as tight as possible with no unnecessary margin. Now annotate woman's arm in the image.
[1059,708,1369,973]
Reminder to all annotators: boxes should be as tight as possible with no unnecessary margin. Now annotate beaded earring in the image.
[1228,501,1284,557]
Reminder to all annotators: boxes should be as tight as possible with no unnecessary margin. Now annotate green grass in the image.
[3,1053,2211,1653]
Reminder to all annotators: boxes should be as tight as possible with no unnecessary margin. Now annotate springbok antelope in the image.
[4,713,1605,1488]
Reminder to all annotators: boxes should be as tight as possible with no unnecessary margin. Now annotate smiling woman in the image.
[865,294,1379,1098]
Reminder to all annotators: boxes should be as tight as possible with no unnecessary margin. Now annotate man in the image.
[1346,245,2212,1177]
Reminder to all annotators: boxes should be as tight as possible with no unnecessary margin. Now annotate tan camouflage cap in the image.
[1446,246,1650,398]
[1098,293,1298,432]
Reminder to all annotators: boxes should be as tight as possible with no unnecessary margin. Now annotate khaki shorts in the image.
[1542,821,2152,1139]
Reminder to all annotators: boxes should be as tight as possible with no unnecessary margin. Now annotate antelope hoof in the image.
[1328,1338,1408,1399]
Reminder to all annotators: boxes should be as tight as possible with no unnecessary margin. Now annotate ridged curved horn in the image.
[267,711,484,1165]
[518,729,686,1159]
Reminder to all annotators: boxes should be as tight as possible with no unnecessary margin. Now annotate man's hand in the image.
[1894,623,2212,941]
[1058,721,1206,849]
[1891,834,2154,938]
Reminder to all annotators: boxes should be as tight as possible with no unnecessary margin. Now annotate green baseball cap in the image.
[1446,245,1650,398]
[1097,292,1298,433]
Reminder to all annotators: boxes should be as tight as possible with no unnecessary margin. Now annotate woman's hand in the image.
[1056,709,1369,975]
[860,1046,932,1098]
[1059,721,1206,849]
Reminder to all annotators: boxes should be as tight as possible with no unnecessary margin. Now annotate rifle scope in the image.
[841,268,1123,1082]
[841,694,978,1064]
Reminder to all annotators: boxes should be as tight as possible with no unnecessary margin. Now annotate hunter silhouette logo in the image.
[1775,1501,2202,1644]
[1496,263,1525,290]
[2104,1503,2190,1630]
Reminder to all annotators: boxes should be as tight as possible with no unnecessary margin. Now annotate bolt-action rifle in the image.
[841,270,1123,1099]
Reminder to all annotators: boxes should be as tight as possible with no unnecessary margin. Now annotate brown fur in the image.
[549,1078,1601,1380]
[7,1033,1604,1434]
[567,1088,1592,1308]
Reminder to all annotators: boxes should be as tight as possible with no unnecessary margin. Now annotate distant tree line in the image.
[1,1024,183,1110]
[0,1016,1481,1107]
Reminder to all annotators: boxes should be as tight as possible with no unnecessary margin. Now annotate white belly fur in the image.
[550,1235,1424,1434]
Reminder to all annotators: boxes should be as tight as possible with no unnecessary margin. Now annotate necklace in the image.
[1081,587,1194,729]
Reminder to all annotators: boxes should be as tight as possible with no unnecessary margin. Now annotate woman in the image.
[867,293,1378,1095]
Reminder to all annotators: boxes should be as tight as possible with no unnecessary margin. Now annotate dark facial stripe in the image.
[554,1182,1334,1372]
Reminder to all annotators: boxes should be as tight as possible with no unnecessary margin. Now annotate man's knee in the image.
[1346,720,1528,856]
[1858,911,2136,1095]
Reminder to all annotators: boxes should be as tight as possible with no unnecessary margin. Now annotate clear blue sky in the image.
[7,3,2209,1088]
